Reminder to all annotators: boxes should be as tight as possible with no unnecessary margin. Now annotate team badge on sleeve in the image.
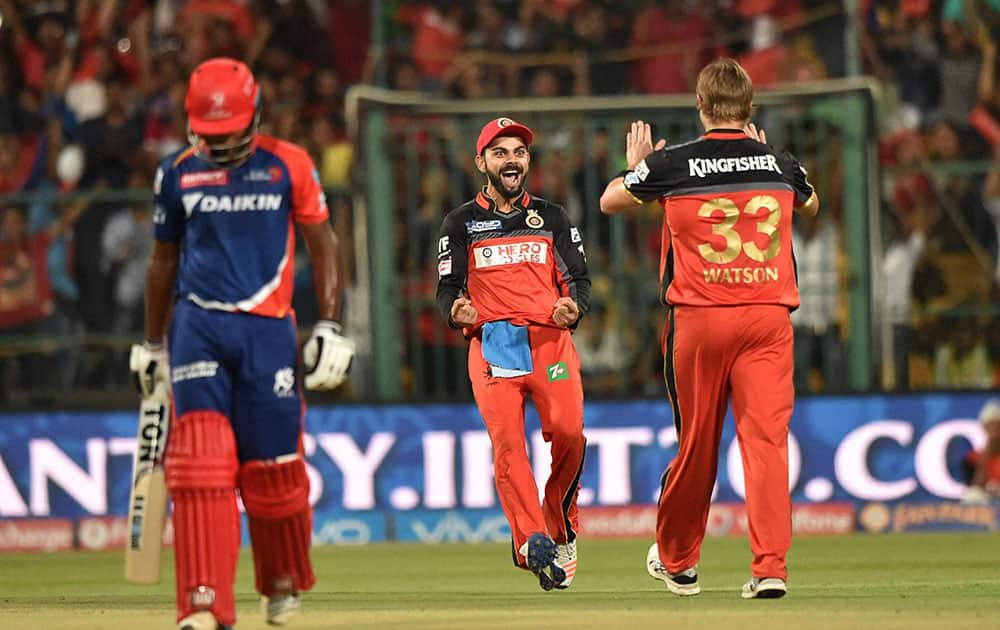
[634,159,650,181]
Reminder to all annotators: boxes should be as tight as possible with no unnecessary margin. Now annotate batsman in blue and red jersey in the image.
[128,58,355,630]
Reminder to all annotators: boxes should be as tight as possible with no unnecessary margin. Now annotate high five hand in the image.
[626,120,666,169]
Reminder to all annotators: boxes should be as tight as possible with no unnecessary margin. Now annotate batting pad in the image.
[165,411,240,626]
[239,456,316,596]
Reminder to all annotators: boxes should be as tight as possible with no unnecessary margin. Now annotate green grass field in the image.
[1,533,998,629]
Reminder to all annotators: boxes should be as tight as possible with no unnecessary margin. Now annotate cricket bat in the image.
[124,379,171,584]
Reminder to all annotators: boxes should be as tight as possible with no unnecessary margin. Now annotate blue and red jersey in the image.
[153,135,328,318]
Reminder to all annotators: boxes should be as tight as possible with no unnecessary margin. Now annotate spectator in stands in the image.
[397,0,466,90]
[0,194,89,399]
[961,398,1000,503]
[628,0,709,94]
[985,146,1000,287]
[934,317,993,388]
[101,172,153,364]
[791,213,845,392]
[938,12,986,123]
[882,208,927,390]
[861,0,940,118]
[575,303,627,395]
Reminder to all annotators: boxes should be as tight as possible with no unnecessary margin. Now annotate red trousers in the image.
[656,305,793,580]
[468,325,586,564]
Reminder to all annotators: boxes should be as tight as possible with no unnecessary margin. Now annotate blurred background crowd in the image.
[0,0,997,408]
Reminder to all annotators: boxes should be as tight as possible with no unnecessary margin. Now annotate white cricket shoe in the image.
[262,593,301,625]
[178,611,226,630]
[554,540,577,589]
[646,543,700,596]
[741,577,787,599]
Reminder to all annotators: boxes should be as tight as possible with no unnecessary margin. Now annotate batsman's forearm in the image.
[304,222,343,322]
[144,250,178,342]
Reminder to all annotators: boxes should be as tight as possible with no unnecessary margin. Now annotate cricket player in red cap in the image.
[436,117,591,591]
[129,57,355,629]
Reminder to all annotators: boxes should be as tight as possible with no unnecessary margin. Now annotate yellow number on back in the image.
[697,198,741,264]
[697,195,782,264]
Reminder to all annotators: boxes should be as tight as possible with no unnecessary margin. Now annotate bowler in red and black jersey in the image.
[436,118,590,591]
[601,58,819,600]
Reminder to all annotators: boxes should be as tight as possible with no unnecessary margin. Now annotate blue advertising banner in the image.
[0,394,993,532]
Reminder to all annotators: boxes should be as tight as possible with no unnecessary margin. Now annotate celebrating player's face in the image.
[480,137,530,199]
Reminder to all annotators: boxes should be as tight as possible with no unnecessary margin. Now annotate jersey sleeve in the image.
[622,149,675,202]
[552,207,591,318]
[286,147,330,224]
[152,161,185,242]
[435,210,469,326]
[780,152,815,206]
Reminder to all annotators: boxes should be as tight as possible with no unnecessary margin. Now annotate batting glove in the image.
[303,320,355,390]
[129,340,169,398]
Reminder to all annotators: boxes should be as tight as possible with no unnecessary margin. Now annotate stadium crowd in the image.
[0,0,997,405]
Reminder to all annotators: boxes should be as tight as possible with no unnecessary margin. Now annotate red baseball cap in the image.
[476,117,533,155]
[185,57,259,136]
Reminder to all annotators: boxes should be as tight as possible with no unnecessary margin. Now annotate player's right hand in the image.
[450,297,478,327]
[129,341,169,398]
[303,320,355,390]
[626,120,666,169]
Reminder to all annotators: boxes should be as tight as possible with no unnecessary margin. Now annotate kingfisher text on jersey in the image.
[154,135,328,318]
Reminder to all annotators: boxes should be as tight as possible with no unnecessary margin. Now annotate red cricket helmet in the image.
[185,57,260,165]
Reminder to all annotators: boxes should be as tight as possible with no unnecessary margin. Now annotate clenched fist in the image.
[552,297,580,328]
[450,297,478,327]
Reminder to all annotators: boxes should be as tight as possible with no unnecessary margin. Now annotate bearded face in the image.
[477,136,530,200]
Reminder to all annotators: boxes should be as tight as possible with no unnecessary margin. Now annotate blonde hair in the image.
[696,58,754,123]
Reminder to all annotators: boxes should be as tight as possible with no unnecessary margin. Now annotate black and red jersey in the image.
[622,128,814,309]
[436,189,591,332]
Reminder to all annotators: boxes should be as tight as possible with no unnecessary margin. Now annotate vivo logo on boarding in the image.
[273,367,295,397]
[181,193,284,217]
[408,511,511,543]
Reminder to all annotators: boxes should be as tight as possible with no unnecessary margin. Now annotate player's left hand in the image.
[626,120,666,169]
[552,297,580,328]
[743,122,767,144]
[303,320,355,390]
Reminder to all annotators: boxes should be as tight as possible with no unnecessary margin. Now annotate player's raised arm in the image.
[600,120,667,215]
